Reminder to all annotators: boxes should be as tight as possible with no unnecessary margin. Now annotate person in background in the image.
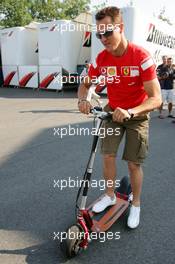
[157,57,175,118]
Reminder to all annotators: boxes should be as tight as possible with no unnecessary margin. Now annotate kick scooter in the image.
[60,107,132,257]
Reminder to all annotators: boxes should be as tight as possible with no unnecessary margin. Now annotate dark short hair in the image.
[95,6,122,23]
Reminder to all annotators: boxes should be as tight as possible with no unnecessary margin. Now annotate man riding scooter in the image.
[78,6,161,229]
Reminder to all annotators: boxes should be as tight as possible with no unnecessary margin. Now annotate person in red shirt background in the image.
[78,6,162,228]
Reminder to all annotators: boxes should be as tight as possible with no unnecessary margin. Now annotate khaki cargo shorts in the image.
[100,105,150,164]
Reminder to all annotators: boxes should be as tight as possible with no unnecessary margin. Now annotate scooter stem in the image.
[79,118,103,210]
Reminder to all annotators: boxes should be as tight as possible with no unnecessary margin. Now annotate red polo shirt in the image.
[88,42,157,110]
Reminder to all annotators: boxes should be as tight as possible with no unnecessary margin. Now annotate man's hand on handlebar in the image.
[78,103,132,122]
[113,107,131,122]
[78,99,92,115]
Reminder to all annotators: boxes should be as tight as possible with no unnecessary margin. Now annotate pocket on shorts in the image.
[103,104,113,113]
[136,134,148,160]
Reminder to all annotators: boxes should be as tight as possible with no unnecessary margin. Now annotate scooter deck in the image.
[87,194,129,232]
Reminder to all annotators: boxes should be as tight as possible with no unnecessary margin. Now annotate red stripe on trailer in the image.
[83,31,91,47]
[4,71,16,86]
[19,72,36,87]
[148,23,154,32]
[50,25,57,31]
[8,31,13,37]
[39,72,60,88]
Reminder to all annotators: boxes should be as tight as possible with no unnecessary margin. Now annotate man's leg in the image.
[92,116,124,213]
[168,102,173,115]
[103,154,116,197]
[159,102,164,117]
[128,161,143,206]
[103,157,144,204]
[159,90,165,118]
[167,90,175,117]
[123,117,149,228]
[127,162,143,228]
[92,104,124,213]
[92,153,117,212]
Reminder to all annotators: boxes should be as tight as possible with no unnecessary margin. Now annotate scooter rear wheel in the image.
[60,224,82,258]
[116,176,132,196]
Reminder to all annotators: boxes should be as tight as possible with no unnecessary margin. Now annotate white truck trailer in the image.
[38,13,92,90]
[0,23,38,88]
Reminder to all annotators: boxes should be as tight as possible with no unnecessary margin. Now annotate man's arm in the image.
[77,75,92,114]
[78,75,92,100]
[131,78,162,116]
[173,69,175,80]
[113,78,162,122]
[156,65,162,80]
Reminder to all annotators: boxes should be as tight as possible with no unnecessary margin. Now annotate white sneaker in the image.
[92,194,117,213]
[127,205,140,229]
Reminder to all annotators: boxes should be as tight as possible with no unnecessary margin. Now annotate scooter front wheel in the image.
[60,224,83,258]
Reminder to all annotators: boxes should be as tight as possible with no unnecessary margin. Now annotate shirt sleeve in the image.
[139,50,157,82]
[88,55,101,79]
[173,69,175,80]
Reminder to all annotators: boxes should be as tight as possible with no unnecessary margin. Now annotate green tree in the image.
[61,0,90,19]
[29,0,64,22]
[92,1,107,12]
[0,0,32,27]
[0,0,91,27]
[158,6,173,25]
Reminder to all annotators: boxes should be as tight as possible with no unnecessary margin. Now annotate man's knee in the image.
[103,154,116,161]
[128,161,141,173]
[103,154,116,167]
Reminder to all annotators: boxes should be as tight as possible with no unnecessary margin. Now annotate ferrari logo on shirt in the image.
[122,66,130,76]
[121,66,140,77]
[107,67,117,76]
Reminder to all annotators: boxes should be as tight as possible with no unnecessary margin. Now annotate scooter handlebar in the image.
[90,107,130,122]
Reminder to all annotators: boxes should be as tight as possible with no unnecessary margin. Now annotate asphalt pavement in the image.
[0,87,175,264]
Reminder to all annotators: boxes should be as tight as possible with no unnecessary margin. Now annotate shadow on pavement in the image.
[0,87,77,99]
[0,120,107,263]
[0,100,175,264]
[0,242,66,264]
[19,109,80,114]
